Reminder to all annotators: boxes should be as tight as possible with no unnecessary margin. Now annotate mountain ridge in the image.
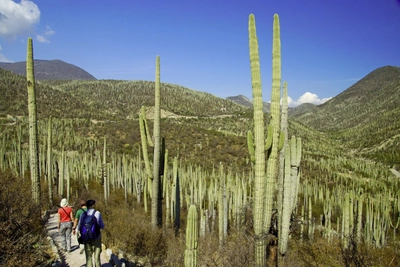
[0,59,97,80]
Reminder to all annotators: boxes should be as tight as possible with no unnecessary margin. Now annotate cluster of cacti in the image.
[0,29,399,267]
[247,13,305,266]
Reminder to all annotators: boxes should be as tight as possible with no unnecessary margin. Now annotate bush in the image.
[0,171,55,266]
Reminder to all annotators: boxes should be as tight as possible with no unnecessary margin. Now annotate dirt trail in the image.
[46,213,112,267]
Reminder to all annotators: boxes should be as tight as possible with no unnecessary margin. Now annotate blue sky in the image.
[1,0,399,107]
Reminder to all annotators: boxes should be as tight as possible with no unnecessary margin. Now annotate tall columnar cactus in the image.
[264,13,282,232]
[185,204,198,267]
[289,136,302,213]
[277,81,288,247]
[173,156,181,234]
[248,14,267,267]
[152,55,162,227]
[47,116,53,207]
[103,137,109,202]
[279,136,301,263]
[139,106,153,183]
[26,37,41,204]
[248,13,282,266]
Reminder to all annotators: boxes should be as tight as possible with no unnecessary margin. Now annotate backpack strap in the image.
[61,207,72,222]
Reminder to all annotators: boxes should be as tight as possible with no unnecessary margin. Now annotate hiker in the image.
[77,199,105,267]
[57,198,74,252]
[72,199,87,254]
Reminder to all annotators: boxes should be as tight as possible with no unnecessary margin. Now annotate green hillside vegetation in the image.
[293,65,400,167]
[1,48,400,265]
[288,102,316,117]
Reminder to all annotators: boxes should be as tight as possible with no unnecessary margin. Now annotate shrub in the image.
[0,171,55,266]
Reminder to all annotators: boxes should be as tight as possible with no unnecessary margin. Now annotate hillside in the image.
[288,102,316,117]
[227,95,317,116]
[0,69,250,120]
[2,64,400,168]
[0,59,97,80]
[293,65,400,165]
[2,63,400,266]
[227,94,271,112]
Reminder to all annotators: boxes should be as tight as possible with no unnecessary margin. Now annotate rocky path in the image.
[46,213,112,267]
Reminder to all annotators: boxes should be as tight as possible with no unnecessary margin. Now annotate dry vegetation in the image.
[0,171,56,267]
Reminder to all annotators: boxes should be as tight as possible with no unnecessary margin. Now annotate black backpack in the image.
[79,210,100,242]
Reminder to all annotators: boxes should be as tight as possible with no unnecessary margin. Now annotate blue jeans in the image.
[84,236,102,267]
[59,221,72,251]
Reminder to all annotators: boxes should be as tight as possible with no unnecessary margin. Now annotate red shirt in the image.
[58,206,73,222]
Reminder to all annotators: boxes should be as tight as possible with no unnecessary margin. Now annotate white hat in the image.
[60,198,68,207]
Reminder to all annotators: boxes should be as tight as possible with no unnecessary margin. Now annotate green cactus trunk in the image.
[47,116,53,207]
[185,204,198,267]
[263,13,281,233]
[248,14,267,267]
[152,55,162,227]
[103,137,108,202]
[26,37,41,204]
[139,106,153,181]
[173,156,181,235]
[277,82,288,256]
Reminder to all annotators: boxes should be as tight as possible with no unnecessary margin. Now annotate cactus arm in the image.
[265,125,273,151]
[263,13,281,233]
[247,130,255,163]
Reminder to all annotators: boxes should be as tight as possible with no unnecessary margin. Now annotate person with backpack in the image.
[72,199,87,254]
[77,199,105,267]
[57,198,74,253]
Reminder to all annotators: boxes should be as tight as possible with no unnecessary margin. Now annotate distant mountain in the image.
[292,65,400,166]
[0,69,249,120]
[293,65,400,131]
[227,94,271,113]
[288,103,316,117]
[226,94,317,115]
[0,59,96,80]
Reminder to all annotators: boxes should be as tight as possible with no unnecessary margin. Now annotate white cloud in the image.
[36,26,56,43]
[45,25,55,36]
[36,34,48,43]
[0,0,41,40]
[0,45,13,62]
[36,25,55,43]
[287,92,332,107]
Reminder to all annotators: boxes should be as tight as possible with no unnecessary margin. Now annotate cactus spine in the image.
[185,204,198,267]
[26,37,41,204]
